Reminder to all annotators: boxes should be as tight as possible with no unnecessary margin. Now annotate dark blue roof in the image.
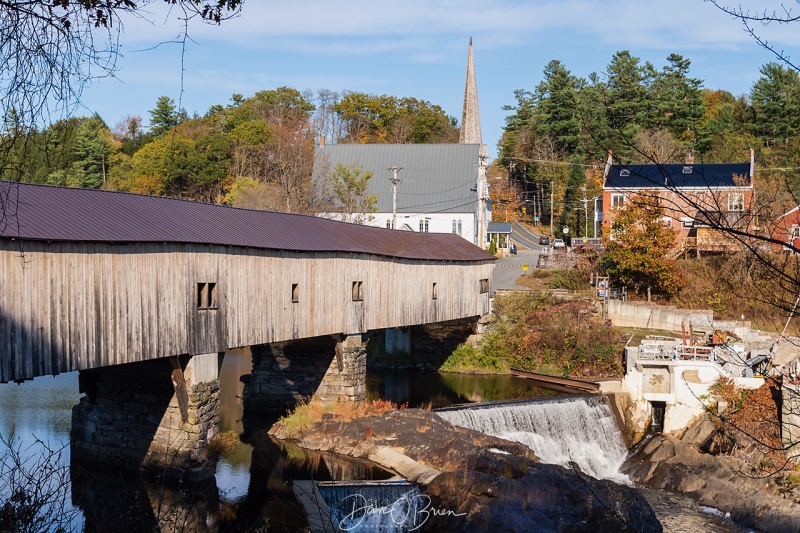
[605,163,751,189]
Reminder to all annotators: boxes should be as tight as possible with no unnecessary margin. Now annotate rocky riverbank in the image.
[269,407,661,532]
[624,433,800,532]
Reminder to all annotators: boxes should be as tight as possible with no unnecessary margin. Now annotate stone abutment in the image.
[71,352,222,480]
[242,334,368,412]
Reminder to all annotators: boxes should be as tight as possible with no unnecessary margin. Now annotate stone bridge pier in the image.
[71,352,223,480]
[242,334,368,412]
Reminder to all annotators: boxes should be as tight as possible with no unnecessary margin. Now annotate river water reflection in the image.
[0,349,746,532]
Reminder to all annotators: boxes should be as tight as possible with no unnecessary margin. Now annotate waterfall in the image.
[317,481,426,532]
[438,396,630,483]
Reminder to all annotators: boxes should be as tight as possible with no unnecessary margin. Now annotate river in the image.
[0,349,749,532]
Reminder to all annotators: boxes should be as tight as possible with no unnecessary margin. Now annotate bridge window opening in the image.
[352,281,363,301]
[479,278,489,293]
[452,220,457,234]
[432,283,438,300]
[458,219,462,235]
[291,283,299,303]
[386,219,392,229]
[197,282,218,309]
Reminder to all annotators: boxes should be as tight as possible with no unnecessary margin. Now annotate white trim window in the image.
[611,193,625,208]
[728,192,745,212]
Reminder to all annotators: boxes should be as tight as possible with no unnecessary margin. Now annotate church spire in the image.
[459,36,482,145]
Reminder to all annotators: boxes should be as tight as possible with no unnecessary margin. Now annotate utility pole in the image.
[582,186,588,238]
[478,155,488,249]
[550,181,554,238]
[387,166,404,229]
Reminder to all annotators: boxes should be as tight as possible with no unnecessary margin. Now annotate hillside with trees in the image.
[5,49,800,231]
[499,52,800,240]
[1,88,458,213]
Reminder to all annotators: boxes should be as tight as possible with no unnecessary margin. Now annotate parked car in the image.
[552,239,566,249]
[538,236,550,245]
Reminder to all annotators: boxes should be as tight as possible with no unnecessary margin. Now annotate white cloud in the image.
[111,0,800,65]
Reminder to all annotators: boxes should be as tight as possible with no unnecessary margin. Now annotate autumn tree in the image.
[214,87,317,212]
[601,194,685,301]
[329,163,377,224]
[0,0,242,201]
[333,92,458,144]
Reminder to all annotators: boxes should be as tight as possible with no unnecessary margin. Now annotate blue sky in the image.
[78,0,800,160]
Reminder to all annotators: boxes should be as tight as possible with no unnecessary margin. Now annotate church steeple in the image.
[459,37,482,145]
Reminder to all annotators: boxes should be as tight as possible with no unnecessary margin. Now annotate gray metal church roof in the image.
[313,144,481,214]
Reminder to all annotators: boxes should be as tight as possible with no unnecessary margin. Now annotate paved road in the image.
[491,223,548,291]
[510,222,545,249]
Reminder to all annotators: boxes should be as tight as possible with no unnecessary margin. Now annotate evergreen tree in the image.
[148,96,179,137]
[750,63,800,146]
[532,60,582,157]
[604,51,647,130]
[650,54,705,142]
[70,114,111,188]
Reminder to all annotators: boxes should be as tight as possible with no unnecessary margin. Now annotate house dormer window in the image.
[682,166,693,174]
[619,169,630,177]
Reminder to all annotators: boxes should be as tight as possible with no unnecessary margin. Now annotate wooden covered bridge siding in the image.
[0,239,493,383]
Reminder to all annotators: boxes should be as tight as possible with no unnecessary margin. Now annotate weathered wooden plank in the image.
[0,240,493,382]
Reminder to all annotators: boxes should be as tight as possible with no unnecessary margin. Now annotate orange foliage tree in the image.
[601,194,686,301]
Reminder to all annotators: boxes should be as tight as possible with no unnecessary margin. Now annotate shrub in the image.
[206,430,239,457]
[473,294,625,377]
[276,398,398,439]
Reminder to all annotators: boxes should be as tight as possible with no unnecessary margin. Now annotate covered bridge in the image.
[0,180,494,384]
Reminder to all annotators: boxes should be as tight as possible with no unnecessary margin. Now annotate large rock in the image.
[270,408,661,532]
[680,412,718,448]
[624,434,800,532]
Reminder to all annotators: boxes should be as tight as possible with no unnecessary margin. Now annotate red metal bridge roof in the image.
[0,181,494,262]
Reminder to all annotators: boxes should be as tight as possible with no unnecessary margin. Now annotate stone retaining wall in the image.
[607,300,716,332]
[536,252,578,270]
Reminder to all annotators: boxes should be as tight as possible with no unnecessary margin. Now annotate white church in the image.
[313,39,491,248]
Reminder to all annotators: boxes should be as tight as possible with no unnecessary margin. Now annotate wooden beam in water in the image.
[510,368,600,394]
